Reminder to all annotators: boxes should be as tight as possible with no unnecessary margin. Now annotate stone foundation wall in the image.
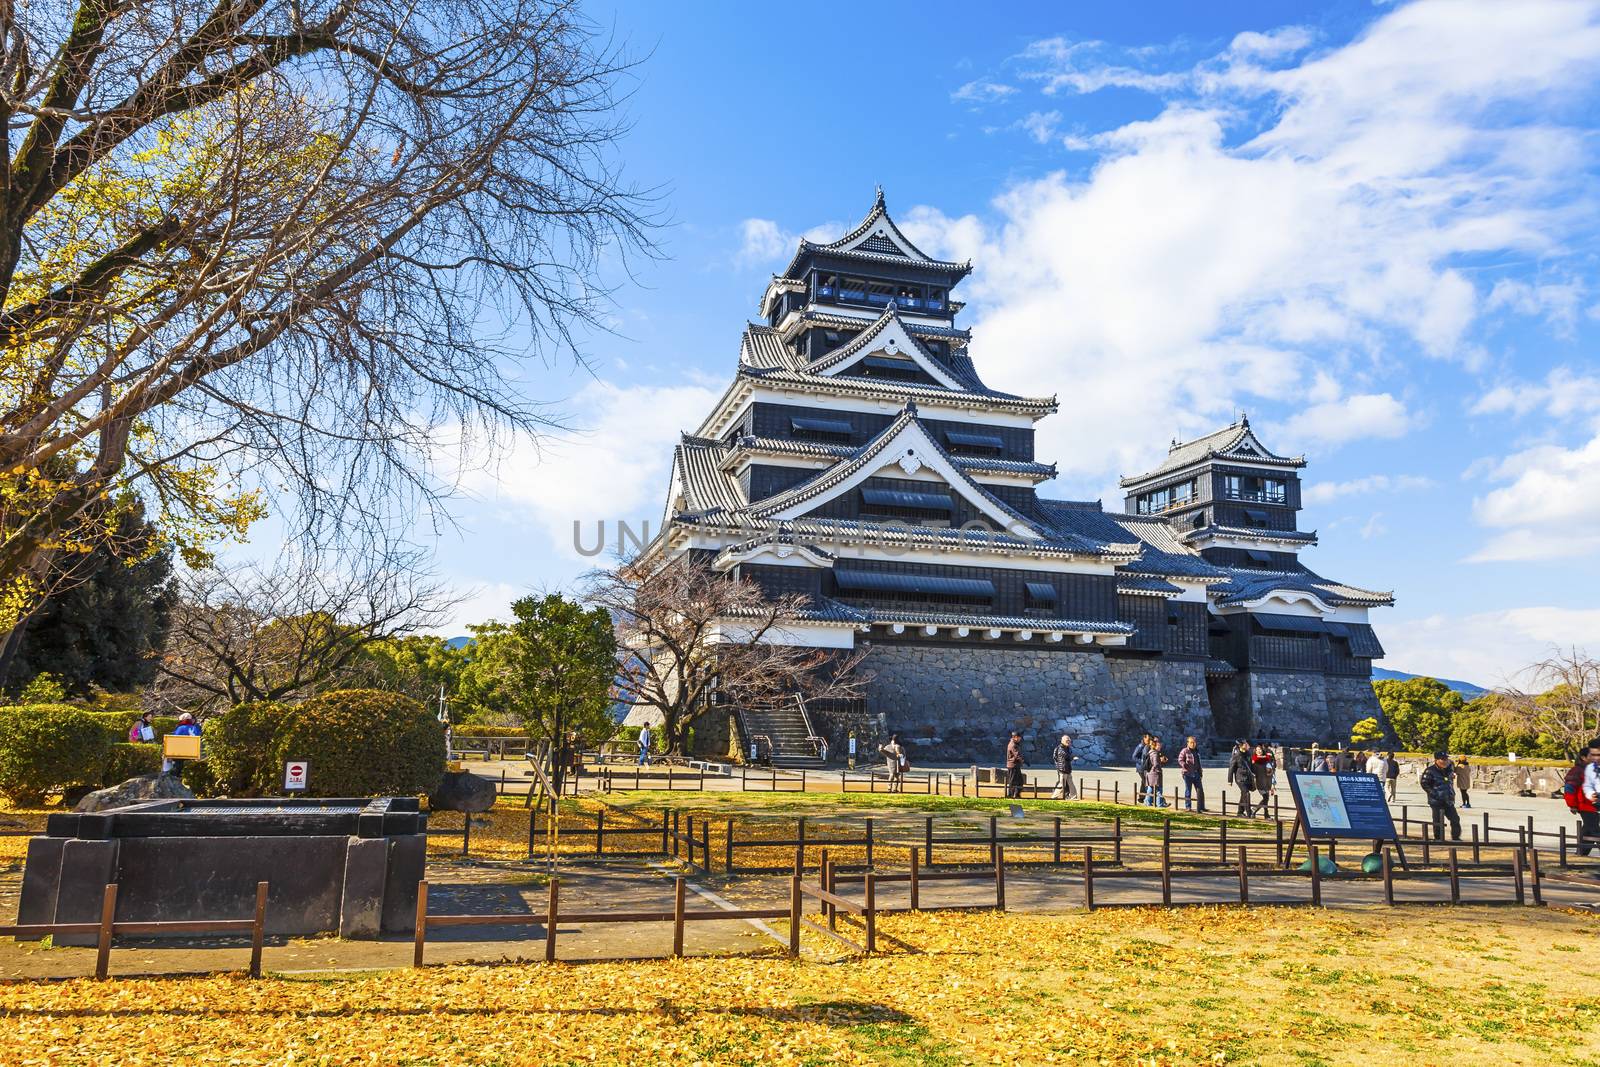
[1248,670,1329,740]
[1324,675,1382,744]
[855,642,1212,765]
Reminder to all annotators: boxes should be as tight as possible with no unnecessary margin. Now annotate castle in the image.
[643,191,1392,764]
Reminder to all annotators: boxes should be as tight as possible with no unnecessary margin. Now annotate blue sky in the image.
[346,0,1600,686]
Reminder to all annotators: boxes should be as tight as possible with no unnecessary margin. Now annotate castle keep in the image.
[645,191,1393,764]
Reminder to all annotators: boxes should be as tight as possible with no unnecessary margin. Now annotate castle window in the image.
[1243,508,1270,528]
[816,273,838,298]
[866,280,896,305]
[860,486,954,525]
[833,568,994,608]
[857,355,920,381]
[791,416,853,442]
[945,430,1004,456]
[926,288,945,310]
[1024,581,1058,612]
[1221,475,1287,504]
[1136,479,1196,514]
[1245,549,1275,565]
[840,277,868,301]
[896,285,921,308]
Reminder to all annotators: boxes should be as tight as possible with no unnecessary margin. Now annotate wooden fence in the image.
[0,881,270,980]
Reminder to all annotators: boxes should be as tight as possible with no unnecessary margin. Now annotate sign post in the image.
[283,760,309,792]
[1283,770,1408,870]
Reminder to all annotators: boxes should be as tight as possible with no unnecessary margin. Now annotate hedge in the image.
[451,724,527,738]
[207,702,289,796]
[0,704,115,804]
[270,689,445,798]
[102,742,163,784]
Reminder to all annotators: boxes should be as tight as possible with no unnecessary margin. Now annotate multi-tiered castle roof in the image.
[649,191,1392,669]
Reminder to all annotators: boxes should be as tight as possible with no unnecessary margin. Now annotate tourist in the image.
[880,734,905,792]
[1384,751,1400,801]
[1005,731,1025,799]
[1420,750,1463,842]
[128,711,156,744]
[637,723,652,767]
[1051,733,1076,800]
[1142,739,1166,807]
[1130,733,1151,802]
[1564,746,1600,856]
[1177,735,1204,812]
[1364,749,1388,778]
[163,712,201,776]
[818,736,829,764]
[1251,743,1276,817]
[1228,739,1255,816]
[1310,749,1330,772]
[1453,755,1472,809]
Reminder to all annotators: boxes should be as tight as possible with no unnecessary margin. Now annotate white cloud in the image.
[1382,606,1600,687]
[1470,366,1600,421]
[1275,392,1413,448]
[1486,278,1586,335]
[736,218,791,266]
[1224,26,1314,61]
[454,379,720,563]
[953,79,1018,104]
[1468,430,1600,561]
[1020,110,1062,145]
[1019,38,1189,96]
[1302,474,1435,505]
[905,1,1600,488]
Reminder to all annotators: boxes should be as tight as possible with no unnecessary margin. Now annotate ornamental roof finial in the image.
[873,184,886,209]
[904,399,918,415]
[1239,410,1249,427]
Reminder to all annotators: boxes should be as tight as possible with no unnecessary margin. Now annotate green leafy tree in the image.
[460,595,617,754]
[1373,676,1463,752]
[355,635,470,708]
[1349,717,1383,746]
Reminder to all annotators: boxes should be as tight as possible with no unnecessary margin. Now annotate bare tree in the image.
[152,543,454,711]
[0,0,655,631]
[1488,645,1600,759]
[585,555,866,757]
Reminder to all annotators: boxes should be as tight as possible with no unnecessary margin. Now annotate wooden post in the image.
[865,873,877,954]
[798,817,807,869]
[1082,846,1095,911]
[544,879,560,963]
[672,809,680,856]
[1273,793,1280,821]
[413,881,428,968]
[1482,810,1490,840]
[988,815,998,865]
[1160,820,1172,906]
[725,817,735,873]
[822,851,834,930]
[1529,846,1544,906]
[249,881,268,979]
[788,875,802,957]
[1053,816,1062,864]
[462,813,472,857]
[1527,815,1536,846]
[1421,825,1430,868]
[1448,849,1460,904]
[1096,780,1102,801]
[1114,782,1119,804]
[995,846,1006,911]
[700,819,709,870]
[672,875,686,957]
[1113,816,1123,865]
[1309,844,1323,907]
[1219,820,1228,866]
[1237,845,1249,905]
[925,816,934,868]
[661,809,670,855]
[865,818,874,868]
[1471,824,1480,865]
[95,883,116,980]
[910,847,920,910]
[1275,820,1285,867]
[1512,848,1526,906]
[1401,805,1408,837]
[595,810,604,857]
[1560,825,1568,868]
[1382,848,1395,906]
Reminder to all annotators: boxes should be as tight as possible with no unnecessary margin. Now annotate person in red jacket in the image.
[1566,745,1600,856]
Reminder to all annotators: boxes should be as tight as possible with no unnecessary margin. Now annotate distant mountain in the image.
[446,635,471,650]
[1372,667,1488,698]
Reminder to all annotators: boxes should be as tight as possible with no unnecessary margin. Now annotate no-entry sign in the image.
[284,760,309,791]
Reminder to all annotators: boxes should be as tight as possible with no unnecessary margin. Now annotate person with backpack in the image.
[1453,755,1473,809]
[1383,750,1400,801]
[1565,746,1600,856]
[1228,739,1255,816]
[1420,750,1462,842]
[1130,733,1151,803]
[1142,738,1167,807]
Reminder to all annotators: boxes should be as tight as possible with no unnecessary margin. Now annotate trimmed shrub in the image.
[208,702,290,796]
[102,742,163,784]
[451,724,528,738]
[0,704,115,804]
[82,711,180,744]
[270,689,445,798]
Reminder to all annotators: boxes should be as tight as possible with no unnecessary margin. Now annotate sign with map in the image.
[1286,771,1398,840]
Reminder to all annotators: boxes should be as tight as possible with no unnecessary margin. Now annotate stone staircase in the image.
[739,700,824,770]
